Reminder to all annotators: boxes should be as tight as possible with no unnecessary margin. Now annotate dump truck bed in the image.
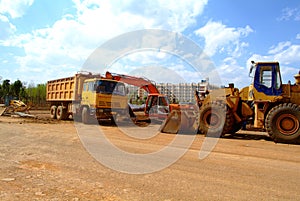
[46,73,101,102]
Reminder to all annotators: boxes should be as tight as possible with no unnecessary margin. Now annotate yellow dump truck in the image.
[46,72,128,124]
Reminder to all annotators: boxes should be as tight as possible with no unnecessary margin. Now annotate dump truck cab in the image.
[47,72,129,124]
[81,78,127,122]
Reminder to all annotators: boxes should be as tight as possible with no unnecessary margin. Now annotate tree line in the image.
[0,79,47,106]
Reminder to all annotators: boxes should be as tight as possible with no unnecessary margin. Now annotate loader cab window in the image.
[260,66,272,88]
[275,67,282,89]
[254,63,283,96]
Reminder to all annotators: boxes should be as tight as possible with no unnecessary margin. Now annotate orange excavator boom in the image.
[105,71,160,94]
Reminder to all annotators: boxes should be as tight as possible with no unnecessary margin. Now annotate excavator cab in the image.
[145,94,169,120]
[250,61,283,96]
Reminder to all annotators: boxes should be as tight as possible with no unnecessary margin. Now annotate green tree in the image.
[2,79,10,97]
[25,82,47,106]
[11,80,23,99]
[26,81,36,104]
[19,87,28,101]
[0,84,3,103]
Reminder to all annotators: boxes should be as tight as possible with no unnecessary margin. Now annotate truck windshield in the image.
[95,80,126,96]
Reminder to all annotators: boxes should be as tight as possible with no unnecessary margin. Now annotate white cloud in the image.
[277,7,300,21]
[194,21,253,57]
[0,0,34,18]
[0,14,16,40]
[268,41,291,54]
[274,45,300,65]
[0,0,208,83]
[266,41,300,65]
[296,33,300,39]
[70,0,208,36]
[217,57,249,87]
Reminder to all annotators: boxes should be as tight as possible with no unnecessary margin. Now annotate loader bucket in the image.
[159,109,198,134]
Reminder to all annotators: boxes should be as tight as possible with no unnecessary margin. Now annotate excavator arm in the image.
[105,71,160,94]
[105,71,169,120]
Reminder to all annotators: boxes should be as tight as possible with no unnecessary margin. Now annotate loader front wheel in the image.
[199,102,233,137]
[50,105,57,119]
[266,103,300,142]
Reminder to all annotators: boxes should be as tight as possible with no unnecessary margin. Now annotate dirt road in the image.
[0,111,300,200]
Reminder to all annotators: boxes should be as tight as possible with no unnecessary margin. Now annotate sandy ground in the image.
[0,110,300,200]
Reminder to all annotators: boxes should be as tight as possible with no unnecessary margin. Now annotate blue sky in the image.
[0,0,300,88]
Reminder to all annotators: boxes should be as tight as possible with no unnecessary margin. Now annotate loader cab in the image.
[250,61,283,96]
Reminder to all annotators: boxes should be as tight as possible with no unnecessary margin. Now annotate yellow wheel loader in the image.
[161,61,300,143]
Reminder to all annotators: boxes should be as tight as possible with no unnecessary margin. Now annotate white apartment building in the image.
[127,80,210,103]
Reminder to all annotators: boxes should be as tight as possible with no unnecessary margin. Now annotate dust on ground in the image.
[1,110,300,200]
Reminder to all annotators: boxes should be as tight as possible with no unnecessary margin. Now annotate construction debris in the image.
[0,100,34,118]
[0,104,6,116]
[13,112,35,118]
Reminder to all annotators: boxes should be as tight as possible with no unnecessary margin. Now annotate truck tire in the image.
[56,106,68,120]
[265,103,300,142]
[82,107,88,124]
[73,113,82,122]
[50,105,57,119]
[82,107,98,124]
[82,107,90,124]
[199,101,233,137]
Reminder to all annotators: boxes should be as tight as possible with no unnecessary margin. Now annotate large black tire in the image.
[50,105,57,119]
[265,103,300,143]
[56,106,68,120]
[199,101,234,137]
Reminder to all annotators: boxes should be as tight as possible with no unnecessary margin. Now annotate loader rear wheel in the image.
[199,102,233,137]
[266,103,300,142]
[50,105,57,119]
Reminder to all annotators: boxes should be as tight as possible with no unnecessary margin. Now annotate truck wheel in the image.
[56,106,63,120]
[56,106,68,120]
[199,101,233,137]
[266,103,300,142]
[82,107,89,124]
[50,105,57,119]
[73,113,82,122]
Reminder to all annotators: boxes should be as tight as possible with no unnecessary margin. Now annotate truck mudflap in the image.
[159,109,198,134]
